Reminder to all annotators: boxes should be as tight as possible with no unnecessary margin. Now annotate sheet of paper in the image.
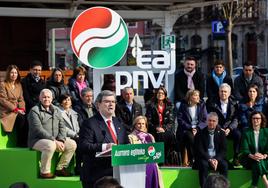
[95,148,112,157]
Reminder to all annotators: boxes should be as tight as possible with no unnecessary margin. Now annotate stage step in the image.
[0,148,266,188]
[161,167,266,188]
[0,123,17,149]
[0,148,82,188]
[0,123,265,188]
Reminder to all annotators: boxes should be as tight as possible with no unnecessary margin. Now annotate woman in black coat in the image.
[176,89,207,166]
[46,68,70,106]
[145,86,176,165]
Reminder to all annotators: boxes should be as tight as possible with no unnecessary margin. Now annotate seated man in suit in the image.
[206,83,241,166]
[79,90,129,188]
[194,112,228,188]
[116,87,142,134]
[28,89,77,178]
[73,87,97,125]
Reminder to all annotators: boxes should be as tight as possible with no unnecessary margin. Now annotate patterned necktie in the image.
[107,120,117,144]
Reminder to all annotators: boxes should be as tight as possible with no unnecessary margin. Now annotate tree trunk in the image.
[226,18,233,77]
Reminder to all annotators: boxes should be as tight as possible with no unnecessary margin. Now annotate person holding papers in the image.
[79,90,128,188]
[128,116,164,188]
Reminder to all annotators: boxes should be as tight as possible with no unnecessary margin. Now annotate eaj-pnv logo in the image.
[70,7,129,69]
[148,146,156,157]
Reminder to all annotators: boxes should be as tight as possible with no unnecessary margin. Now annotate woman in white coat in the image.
[59,94,81,175]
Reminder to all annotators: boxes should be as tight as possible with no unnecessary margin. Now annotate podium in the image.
[111,143,164,188]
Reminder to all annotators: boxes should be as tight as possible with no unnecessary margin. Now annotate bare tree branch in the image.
[230,1,234,19]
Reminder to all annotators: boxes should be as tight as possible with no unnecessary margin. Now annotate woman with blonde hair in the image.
[0,65,26,147]
[176,89,207,166]
[128,116,164,188]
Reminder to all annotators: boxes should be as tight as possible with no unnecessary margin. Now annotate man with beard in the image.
[174,56,205,109]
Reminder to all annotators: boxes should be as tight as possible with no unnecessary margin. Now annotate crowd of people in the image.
[0,57,268,188]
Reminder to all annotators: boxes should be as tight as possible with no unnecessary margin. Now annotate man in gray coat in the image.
[28,89,77,178]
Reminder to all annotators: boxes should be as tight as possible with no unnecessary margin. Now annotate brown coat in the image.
[0,81,25,132]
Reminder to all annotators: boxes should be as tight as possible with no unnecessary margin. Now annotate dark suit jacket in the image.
[177,100,207,134]
[73,102,97,125]
[206,74,233,103]
[174,69,205,102]
[195,126,227,162]
[79,112,128,183]
[21,73,45,113]
[206,97,239,130]
[115,100,142,133]
[234,72,264,102]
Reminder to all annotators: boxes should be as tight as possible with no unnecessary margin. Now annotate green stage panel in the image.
[0,124,17,149]
[0,148,38,188]
[0,146,266,188]
[161,167,199,188]
[160,168,265,188]
[0,148,82,188]
[31,177,81,188]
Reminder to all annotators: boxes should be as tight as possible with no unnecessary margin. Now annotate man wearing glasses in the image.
[79,90,128,188]
[233,62,264,102]
[21,60,46,113]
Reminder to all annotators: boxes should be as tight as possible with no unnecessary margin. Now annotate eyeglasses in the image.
[102,100,116,104]
[32,68,41,72]
[252,117,261,120]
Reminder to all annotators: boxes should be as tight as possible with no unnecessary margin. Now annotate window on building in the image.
[127,22,138,28]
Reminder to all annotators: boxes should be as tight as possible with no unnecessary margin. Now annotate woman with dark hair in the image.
[59,94,81,174]
[240,111,268,188]
[176,89,207,166]
[128,116,164,188]
[68,66,89,105]
[0,65,26,147]
[239,84,265,130]
[46,68,69,106]
[145,85,176,165]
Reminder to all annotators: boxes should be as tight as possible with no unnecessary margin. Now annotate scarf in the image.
[184,69,196,90]
[212,70,226,86]
[76,80,87,97]
[208,129,215,135]
[134,129,153,144]
[32,74,40,82]
[158,103,165,127]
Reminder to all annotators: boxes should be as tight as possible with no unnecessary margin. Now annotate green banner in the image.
[112,142,164,166]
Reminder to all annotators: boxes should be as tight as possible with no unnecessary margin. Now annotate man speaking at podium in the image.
[79,90,128,188]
